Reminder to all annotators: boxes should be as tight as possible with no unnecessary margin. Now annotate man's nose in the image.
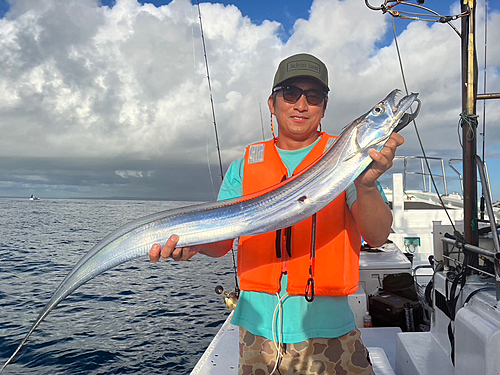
[293,94,308,111]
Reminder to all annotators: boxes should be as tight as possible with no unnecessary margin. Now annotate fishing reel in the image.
[215,285,239,311]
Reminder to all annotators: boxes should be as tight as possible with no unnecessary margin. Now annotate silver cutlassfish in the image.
[1,89,420,371]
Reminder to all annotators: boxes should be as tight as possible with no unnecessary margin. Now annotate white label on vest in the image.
[248,144,265,164]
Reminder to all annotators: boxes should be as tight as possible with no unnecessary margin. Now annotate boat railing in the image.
[394,156,449,195]
[448,158,464,193]
[449,158,495,203]
[448,159,495,217]
[395,156,493,201]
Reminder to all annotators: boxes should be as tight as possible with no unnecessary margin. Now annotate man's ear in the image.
[268,95,275,116]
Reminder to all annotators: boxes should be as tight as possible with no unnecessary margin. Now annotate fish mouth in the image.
[388,89,420,119]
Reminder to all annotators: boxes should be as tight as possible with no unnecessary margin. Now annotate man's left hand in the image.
[355,133,405,188]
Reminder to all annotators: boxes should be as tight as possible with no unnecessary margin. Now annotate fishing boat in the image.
[191,1,500,374]
[29,194,40,201]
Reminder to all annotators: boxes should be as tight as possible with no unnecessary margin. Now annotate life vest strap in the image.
[305,213,318,302]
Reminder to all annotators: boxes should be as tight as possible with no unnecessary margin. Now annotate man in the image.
[150,53,403,374]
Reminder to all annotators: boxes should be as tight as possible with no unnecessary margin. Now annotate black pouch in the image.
[382,272,419,301]
[370,292,422,331]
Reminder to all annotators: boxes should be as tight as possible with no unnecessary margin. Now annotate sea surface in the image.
[0,198,236,374]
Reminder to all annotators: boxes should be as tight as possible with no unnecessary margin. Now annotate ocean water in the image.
[0,198,235,374]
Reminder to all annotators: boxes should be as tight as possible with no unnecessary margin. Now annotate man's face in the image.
[268,77,327,149]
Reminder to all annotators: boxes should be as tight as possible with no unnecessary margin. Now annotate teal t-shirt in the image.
[217,137,386,343]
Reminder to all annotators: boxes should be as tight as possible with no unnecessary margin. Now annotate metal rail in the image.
[395,156,449,195]
[442,237,500,301]
[441,154,499,299]
[448,159,464,193]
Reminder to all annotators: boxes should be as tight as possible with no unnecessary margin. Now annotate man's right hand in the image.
[149,234,201,263]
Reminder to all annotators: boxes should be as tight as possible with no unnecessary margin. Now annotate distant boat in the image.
[29,194,40,201]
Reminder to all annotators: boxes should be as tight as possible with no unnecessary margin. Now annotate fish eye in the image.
[372,105,385,115]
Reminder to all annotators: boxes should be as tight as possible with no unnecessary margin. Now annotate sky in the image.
[0,0,499,202]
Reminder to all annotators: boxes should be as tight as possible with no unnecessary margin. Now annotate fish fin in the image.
[370,134,391,148]
[344,149,360,161]
[352,133,391,159]
[344,129,364,160]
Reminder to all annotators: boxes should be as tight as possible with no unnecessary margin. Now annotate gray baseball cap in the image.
[273,53,329,91]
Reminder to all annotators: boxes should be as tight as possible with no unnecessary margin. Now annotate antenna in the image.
[479,0,488,220]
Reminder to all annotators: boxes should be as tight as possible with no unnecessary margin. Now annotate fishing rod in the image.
[196,0,224,183]
[369,1,463,236]
[367,1,500,364]
[196,0,240,302]
[366,0,500,242]
[479,0,488,221]
[259,103,266,141]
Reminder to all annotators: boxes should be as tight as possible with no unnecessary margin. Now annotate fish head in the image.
[354,89,419,152]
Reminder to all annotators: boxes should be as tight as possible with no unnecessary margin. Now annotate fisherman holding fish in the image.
[150,53,404,374]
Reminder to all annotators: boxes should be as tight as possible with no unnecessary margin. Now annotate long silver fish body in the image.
[1,89,419,372]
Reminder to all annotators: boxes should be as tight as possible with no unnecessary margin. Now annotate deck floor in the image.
[191,313,401,375]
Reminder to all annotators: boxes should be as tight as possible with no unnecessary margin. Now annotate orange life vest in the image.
[238,134,361,297]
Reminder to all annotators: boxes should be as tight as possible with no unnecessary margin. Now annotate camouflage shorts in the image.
[238,327,375,375]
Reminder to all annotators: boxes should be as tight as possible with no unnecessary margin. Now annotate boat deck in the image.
[190,311,401,375]
[191,244,414,375]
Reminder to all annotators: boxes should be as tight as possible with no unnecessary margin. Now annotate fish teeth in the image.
[393,89,403,110]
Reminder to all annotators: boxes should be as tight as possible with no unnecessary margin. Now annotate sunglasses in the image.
[273,85,328,106]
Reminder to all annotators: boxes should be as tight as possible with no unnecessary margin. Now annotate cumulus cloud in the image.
[0,0,499,200]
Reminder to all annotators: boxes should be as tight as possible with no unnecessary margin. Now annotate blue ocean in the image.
[0,198,235,374]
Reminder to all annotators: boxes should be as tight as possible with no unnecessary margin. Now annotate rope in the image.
[458,111,478,145]
[271,292,288,375]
